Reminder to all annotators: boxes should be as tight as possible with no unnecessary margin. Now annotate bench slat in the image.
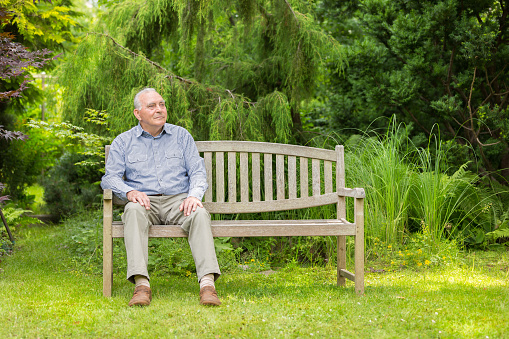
[111,219,356,238]
[324,160,333,194]
[202,192,339,213]
[276,154,285,200]
[252,153,261,202]
[312,158,321,196]
[240,152,249,202]
[288,156,297,199]
[216,152,225,202]
[204,152,213,202]
[228,152,236,202]
[264,153,273,201]
[300,157,308,198]
[197,141,336,161]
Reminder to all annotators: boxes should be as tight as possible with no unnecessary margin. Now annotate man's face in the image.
[134,91,167,132]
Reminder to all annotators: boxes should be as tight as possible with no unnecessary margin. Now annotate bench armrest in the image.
[337,187,365,199]
[103,189,113,200]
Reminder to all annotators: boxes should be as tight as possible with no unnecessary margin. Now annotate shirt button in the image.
[159,179,162,182]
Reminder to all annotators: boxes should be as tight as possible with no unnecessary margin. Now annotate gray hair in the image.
[133,87,158,110]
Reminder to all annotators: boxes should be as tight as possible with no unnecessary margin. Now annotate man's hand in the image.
[179,196,203,216]
[126,190,151,210]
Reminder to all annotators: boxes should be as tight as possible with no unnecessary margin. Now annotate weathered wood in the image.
[288,156,297,199]
[300,157,308,198]
[355,197,365,295]
[312,158,321,196]
[204,152,213,202]
[111,219,356,238]
[196,141,336,161]
[228,152,236,202]
[324,160,332,194]
[240,152,249,202]
[337,187,366,198]
[339,269,355,282]
[264,153,273,201]
[337,235,347,286]
[276,154,285,200]
[103,189,113,298]
[216,152,225,202]
[336,145,347,287]
[252,153,261,202]
[202,193,339,214]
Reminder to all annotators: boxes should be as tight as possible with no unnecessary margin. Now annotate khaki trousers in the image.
[121,193,221,283]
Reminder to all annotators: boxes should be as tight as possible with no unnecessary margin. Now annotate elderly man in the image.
[101,88,221,307]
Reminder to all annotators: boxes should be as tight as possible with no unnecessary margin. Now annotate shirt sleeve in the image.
[181,130,208,200]
[100,136,135,199]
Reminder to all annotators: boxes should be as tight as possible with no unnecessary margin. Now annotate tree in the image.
[315,0,509,183]
[0,0,80,199]
[59,0,345,144]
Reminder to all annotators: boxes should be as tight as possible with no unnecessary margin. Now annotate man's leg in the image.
[163,194,221,305]
[122,201,160,306]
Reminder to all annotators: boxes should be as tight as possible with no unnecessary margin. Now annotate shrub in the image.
[41,152,102,219]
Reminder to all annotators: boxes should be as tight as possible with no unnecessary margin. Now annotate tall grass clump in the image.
[409,137,483,247]
[345,120,500,264]
[346,122,414,246]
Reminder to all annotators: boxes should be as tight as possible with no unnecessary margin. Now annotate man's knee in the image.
[123,202,150,228]
[125,202,148,215]
[182,207,211,232]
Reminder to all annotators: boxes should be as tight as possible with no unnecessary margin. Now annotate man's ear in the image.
[133,109,141,121]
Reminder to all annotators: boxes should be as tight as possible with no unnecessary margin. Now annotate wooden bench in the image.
[103,141,365,297]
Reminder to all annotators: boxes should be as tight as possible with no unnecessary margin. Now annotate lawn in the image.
[1,224,508,338]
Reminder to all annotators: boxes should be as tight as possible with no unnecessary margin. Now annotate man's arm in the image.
[181,130,208,200]
[178,129,208,215]
[101,137,137,200]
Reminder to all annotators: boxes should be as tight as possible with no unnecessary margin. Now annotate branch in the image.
[284,0,300,28]
[400,107,430,135]
[84,32,170,74]
[467,67,477,136]
[445,47,456,96]
[85,33,258,107]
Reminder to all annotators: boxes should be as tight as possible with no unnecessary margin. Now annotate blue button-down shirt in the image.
[101,123,208,200]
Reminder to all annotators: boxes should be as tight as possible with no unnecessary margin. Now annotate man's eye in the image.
[148,104,155,108]
[160,103,166,107]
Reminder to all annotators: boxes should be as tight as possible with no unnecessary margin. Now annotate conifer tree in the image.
[59,0,344,143]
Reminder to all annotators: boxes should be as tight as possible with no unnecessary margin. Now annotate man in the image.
[101,88,221,307]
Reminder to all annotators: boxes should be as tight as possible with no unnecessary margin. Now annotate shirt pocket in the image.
[127,150,148,179]
[165,149,185,168]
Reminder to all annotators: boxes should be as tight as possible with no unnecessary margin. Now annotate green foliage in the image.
[1,0,79,49]
[314,0,509,182]
[58,0,344,143]
[347,119,500,255]
[347,121,414,245]
[0,203,42,253]
[41,152,102,219]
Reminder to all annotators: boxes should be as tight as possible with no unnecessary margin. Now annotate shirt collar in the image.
[134,123,172,138]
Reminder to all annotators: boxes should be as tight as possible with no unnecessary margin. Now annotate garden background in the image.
[1,0,508,337]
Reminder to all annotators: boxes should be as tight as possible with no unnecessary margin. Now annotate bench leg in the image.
[354,197,365,295]
[103,196,113,297]
[337,235,346,286]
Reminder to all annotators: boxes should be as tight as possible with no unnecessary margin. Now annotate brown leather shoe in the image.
[200,286,221,306]
[128,285,152,307]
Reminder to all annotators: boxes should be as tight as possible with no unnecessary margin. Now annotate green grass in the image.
[1,225,508,338]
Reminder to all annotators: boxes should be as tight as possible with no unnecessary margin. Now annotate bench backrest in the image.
[105,141,345,215]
